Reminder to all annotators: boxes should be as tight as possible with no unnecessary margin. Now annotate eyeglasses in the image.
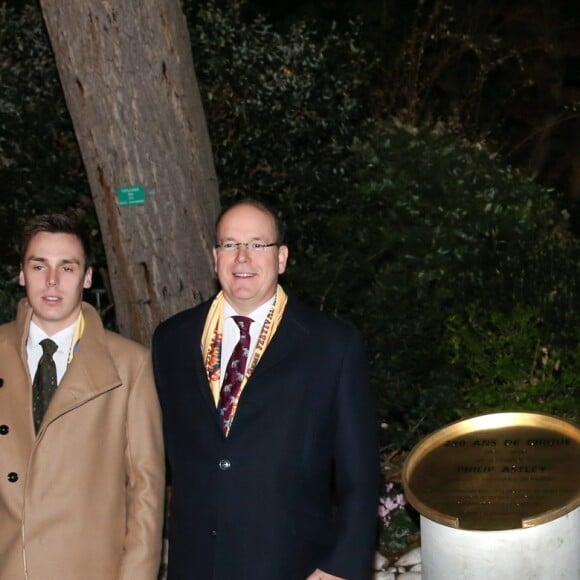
[215,242,279,252]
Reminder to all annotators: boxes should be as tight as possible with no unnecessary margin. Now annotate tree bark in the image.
[39,0,220,344]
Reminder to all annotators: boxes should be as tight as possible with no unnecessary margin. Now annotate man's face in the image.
[19,232,92,335]
[213,204,288,315]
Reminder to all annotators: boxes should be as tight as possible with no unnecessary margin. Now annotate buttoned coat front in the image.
[153,295,380,580]
[0,300,165,580]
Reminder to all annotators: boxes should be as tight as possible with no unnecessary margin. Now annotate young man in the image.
[153,199,380,580]
[0,214,165,579]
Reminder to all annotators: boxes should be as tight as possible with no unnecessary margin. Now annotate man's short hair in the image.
[21,213,94,269]
[215,198,286,244]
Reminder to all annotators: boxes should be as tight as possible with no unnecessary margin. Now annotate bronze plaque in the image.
[402,412,580,530]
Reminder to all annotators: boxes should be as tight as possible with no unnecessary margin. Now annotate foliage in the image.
[296,124,580,448]
[446,304,580,419]
[0,4,90,224]
[0,2,97,322]
[185,0,377,254]
[376,0,580,210]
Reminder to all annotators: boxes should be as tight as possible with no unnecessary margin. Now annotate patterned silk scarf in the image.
[202,285,288,407]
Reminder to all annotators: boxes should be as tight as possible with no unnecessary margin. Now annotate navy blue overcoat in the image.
[152,296,380,580]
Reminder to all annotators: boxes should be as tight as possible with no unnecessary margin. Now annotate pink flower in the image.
[378,483,407,528]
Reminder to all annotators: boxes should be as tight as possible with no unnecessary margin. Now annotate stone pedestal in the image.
[420,507,579,579]
[402,412,580,579]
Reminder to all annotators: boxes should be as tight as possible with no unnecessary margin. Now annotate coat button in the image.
[218,459,231,470]
[7,472,18,482]
[0,378,4,387]
[210,529,217,536]
[0,425,8,435]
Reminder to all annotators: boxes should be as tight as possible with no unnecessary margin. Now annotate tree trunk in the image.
[39,0,220,344]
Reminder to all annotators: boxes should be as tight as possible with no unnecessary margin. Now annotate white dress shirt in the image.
[26,320,76,385]
[220,296,276,386]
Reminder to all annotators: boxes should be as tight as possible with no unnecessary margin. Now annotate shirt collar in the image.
[28,319,77,353]
[224,295,276,329]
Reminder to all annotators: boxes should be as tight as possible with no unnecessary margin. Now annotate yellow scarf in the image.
[202,285,288,409]
[67,310,85,364]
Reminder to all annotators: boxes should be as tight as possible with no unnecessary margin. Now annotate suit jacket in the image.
[0,300,165,580]
[153,295,380,580]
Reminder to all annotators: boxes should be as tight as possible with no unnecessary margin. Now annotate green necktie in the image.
[32,338,58,433]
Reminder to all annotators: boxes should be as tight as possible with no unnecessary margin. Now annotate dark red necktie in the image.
[218,315,253,434]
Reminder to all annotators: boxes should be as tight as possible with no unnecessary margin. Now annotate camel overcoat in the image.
[0,300,165,580]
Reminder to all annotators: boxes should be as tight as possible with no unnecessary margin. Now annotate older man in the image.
[153,199,380,580]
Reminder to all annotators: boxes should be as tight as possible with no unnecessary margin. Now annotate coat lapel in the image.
[228,300,308,431]
[247,302,307,382]
[7,300,123,436]
[40,303,122,431]
[176,302,219,421]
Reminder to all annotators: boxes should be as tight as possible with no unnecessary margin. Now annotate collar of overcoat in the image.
[15,298,123,434]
